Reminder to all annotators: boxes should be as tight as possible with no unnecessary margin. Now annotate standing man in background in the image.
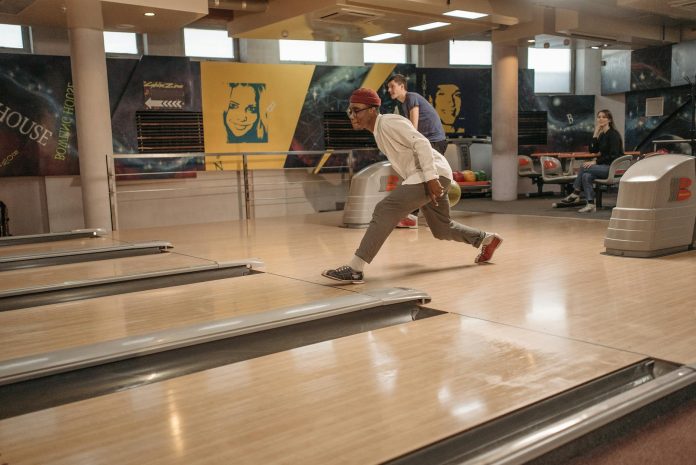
[387,74,449,228]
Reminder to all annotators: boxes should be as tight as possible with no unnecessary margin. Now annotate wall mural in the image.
[417,68,492,137]
[602,50,631,95]
[285,63,415,171]
[223,82,268,143]
[10,41,696,178]
[671,41,696,87]
[201,61,315,170]
[108,56,203,178]
[523,95,595,153]
[625,85,693,154]
[630,46,671,92]
[287,63,370,169]
[415,67,593,153]
[0,53,77,177]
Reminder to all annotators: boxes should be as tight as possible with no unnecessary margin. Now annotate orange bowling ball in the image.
[461,170,476,182]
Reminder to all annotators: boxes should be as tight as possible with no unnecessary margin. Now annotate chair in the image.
[563,155,583,176]
[518,155,549,196]
[593,154,634,208]
[539,156,577,195]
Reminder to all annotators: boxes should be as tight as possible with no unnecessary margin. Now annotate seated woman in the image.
[559,109,624,213]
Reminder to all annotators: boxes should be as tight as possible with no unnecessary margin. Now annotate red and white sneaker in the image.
[396,214,418,229]
[475,233,503,264]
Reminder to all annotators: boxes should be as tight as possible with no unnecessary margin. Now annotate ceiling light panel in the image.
[364,32,401,41]
[409,22,450,31]
[443,10,488,19]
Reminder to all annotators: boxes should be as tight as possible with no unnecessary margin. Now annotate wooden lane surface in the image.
[0,313,643,465]
[0,273,351,361]
[0,252,217,293]
[0,236,121,257]
[113,212,696,365]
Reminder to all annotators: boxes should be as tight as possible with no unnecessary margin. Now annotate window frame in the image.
[103,30,142,56]
[448,40,492,66]
[0,24,32,54]
[527,47,574,94]
[183,27,237,60]
[278,39,328,63]
[362,42,408,64]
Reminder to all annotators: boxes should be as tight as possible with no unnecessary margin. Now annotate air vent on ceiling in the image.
[318,9,382,24]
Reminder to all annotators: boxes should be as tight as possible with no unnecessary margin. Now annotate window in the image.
[103,31,138,54]
[184,28,234,59]
[279,39,326,62]
[449,40,491,65]
[363,43,407,64]
[0,24,26,50]
[528,48,571,93]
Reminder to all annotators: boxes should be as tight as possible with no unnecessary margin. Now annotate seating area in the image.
[517,155,547,196]
[539,155,577,196]
[518,153,638,209]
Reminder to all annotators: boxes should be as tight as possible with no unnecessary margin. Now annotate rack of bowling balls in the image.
[452,170,491,197]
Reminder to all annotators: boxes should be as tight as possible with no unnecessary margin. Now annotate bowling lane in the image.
[0,235,121,256]
[113,212,696,365]
[0,273,350,362]
[0,314,643,465]
[0,251,218,293]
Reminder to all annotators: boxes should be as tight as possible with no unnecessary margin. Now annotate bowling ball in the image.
[461,170,476,182]
[448,182,462,207]
[452,171,466,182]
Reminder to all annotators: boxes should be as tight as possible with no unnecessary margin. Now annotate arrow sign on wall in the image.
[143,81,185,110]
[145,98,183,109]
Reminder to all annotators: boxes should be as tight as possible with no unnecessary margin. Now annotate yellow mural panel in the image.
[201,62,315,170]
[361,63,396,92]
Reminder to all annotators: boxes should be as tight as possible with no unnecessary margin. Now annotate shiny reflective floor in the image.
[1,210,695,464]
[0,235,118,257]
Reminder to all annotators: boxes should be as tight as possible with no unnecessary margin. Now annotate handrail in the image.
[111,150,355,159]
[106,149,385,227]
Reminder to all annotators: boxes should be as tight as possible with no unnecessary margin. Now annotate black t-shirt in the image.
[589,127,623,165]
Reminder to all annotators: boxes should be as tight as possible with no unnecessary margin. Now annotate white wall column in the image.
[491,43,519,201]
[66,0,113,230]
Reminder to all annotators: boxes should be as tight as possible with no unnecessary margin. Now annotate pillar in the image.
[491,43,519,201]
[66,0,114,230]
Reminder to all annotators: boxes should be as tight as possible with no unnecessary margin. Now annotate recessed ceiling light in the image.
[363,33,401,42]
[443,10,488,19]
[591,45,601,49]
[144,12,155,17]
[409,22,450,32]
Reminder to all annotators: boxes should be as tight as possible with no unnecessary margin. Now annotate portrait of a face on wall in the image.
[431,83,463,135]
[223,82,268,143]
[419,68,492,137]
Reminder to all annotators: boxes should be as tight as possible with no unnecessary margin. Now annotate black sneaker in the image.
[560,193,579,204]
[321,265,364,284]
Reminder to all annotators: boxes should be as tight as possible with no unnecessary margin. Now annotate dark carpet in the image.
[454,193,617,220]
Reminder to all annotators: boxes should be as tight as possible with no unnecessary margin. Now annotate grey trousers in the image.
[355,176,485,264]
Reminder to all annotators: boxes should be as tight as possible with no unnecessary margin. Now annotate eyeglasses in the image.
[346,106,371,118]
